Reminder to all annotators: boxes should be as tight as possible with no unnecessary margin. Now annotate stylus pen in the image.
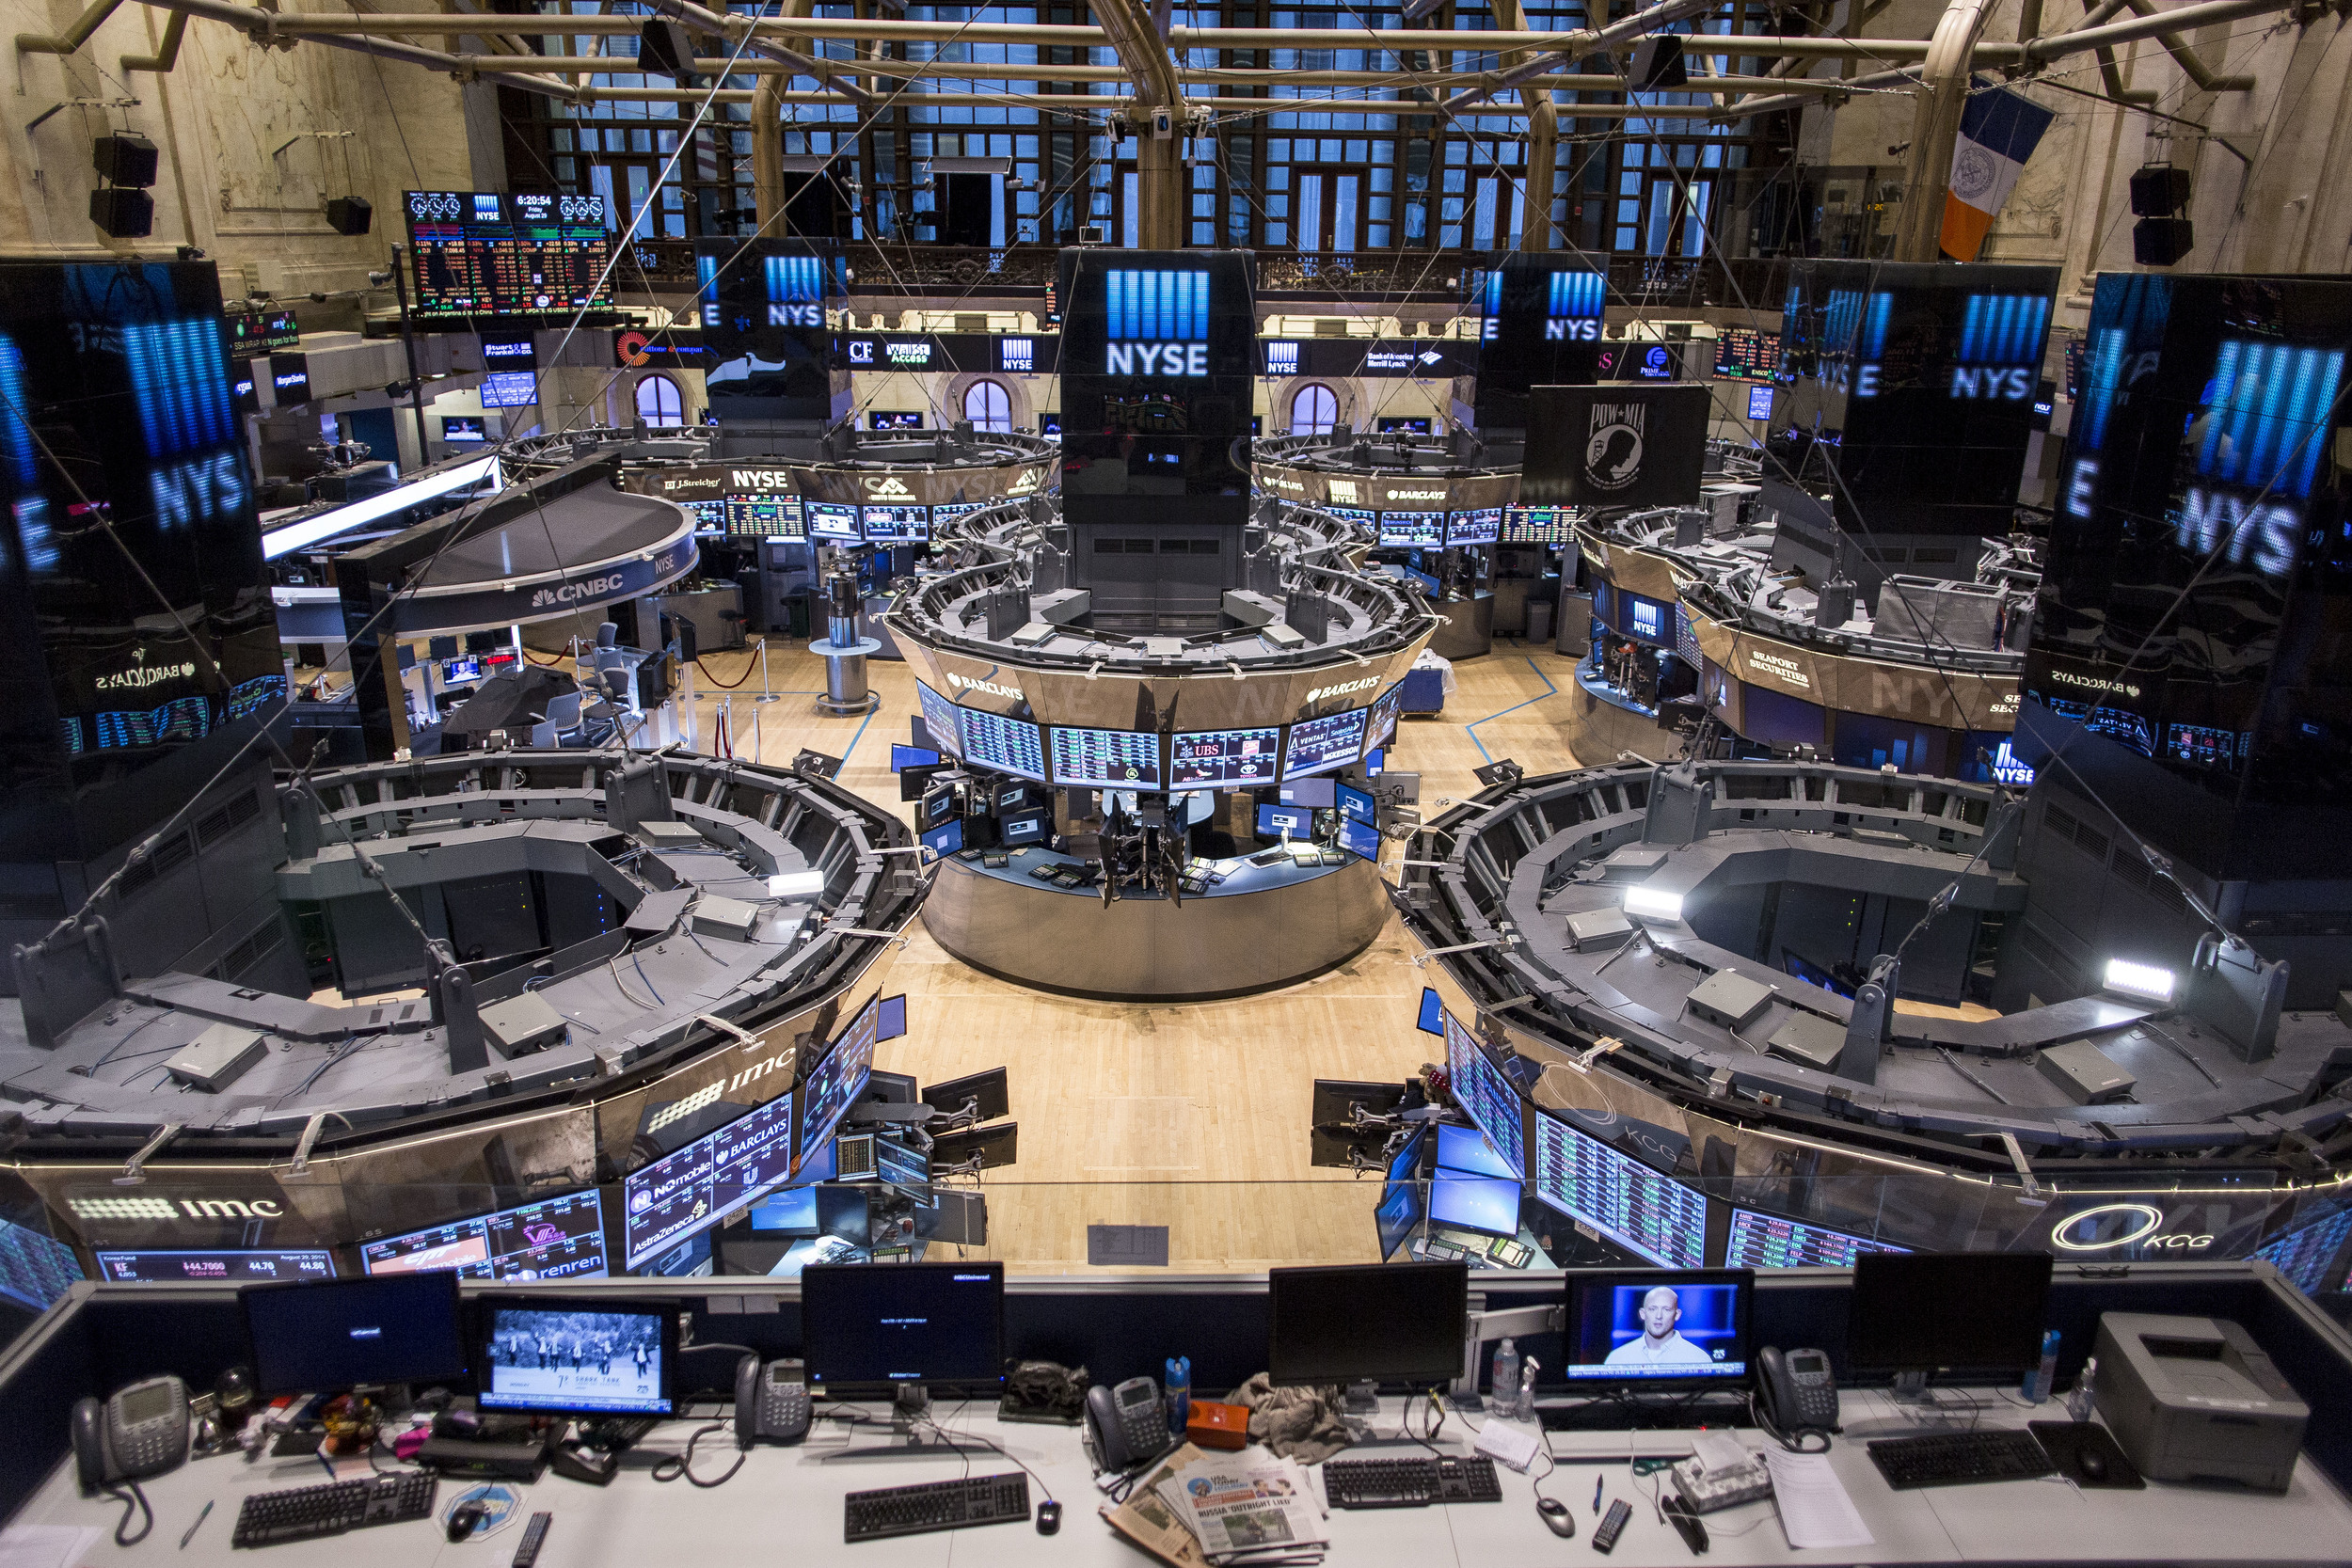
[1593,1475,1604,1514]
[180,1500,214,1549]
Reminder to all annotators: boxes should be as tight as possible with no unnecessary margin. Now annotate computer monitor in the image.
[1337,817,1381,860]
[475,1295,676,1417]
[1267,1261,1467,1388]
[244,1273,469,1396]
[1258,803,1311,838]
[999,810,1049,847]
[801,1261,1005,1394]
[1561,1270,1754,1385]
[1429,1175,1522,1240]
[994,784,1033,814]
[750,1186,819,1233]
[1846,1252,2053,1378]
[1434,1122,1515,1180]
[1279,774,1336,809]
[919,785,960,830]
[921,818,964,859]
[427,635,460,661]
[1335,783,1375,825]
[891,744,942,772]
[923,1067,1010,1123]
[1363,749,1385,777]
[899,763,946,803]
[442,656,482,684]
[1376,1129,1427,1262]
[1416,988,1445,1035]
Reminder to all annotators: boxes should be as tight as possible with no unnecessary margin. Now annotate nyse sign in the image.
[1106,341,1209,376]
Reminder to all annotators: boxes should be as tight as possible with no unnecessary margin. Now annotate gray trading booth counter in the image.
[919,841,1391,1000]
[6,1264,2352,1566]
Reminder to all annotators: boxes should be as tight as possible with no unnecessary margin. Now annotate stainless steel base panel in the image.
[1429,594,1495,660]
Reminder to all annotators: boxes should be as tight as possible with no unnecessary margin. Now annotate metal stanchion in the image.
[753,637,781,703]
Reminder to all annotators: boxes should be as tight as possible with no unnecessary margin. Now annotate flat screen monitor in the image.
[1279,774,1336,809]
[919,785,960,830]
[1376,1128,1427,1262]
[914,682,964,756]
[1377,511,1446,547]
[921,819,964,858]
[993,784,1032,813]
[245,1273,469,1396]
[480,371,537,408]
[1170,725,1280,787]
[441,416,487,443]
[1258,803,1311,838]
[95,1250,336,1284]
[898,764,945,803]
[807,501,862,541]
[362,1189,609,1282]
[1446,1016,1526,1179]
[1363,749,1385,776]
[961,707,1050,782]
[999,810,1049,847]
[1446,508,1501,546]
[1434,1122,1516,1180]
[1266,1261,1467,1387]
[621,1092,796,1269]
[1562,1270,1754,1384]
[427,635,460,661]
[861,503,930,543]
[1336,783,1375,824]
[1530,1107,1706,1267]
[1337,816,1381,860]
[923,1067,1010,1123]
[1327,505,1376,529]
[800,995,883,1163]
[725,497,803,538]
[891,744,942,772]
[1746,385,1775,420]
[1847,1253,2053,1376]
[801,1261,1005,1392]
[1284,708,1367,780]
[1050,724,1163,790]
[1417,988,1445,1035]
[868,410,923,430]
[442,656,482,684]
[749,1186,819,1233]
[1723,1209,1910,1270]
[476,1295,675,1416]
[1429,1175,1521,1240]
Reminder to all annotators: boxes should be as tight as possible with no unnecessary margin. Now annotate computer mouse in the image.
[1536,1497,1577,1539]
[446,1501,487,1543]
[2077,1448,2108,1481]
[1036,1500,1063,1535]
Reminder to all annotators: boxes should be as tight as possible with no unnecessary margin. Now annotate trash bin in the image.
[1557,590,1593,657]
[1526,596,1554,645]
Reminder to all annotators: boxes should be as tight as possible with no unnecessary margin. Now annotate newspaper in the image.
[1099,1444,1216,1568]
[1153,1451,1329,1566]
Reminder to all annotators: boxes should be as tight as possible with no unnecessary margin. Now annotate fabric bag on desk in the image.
[1230,1373,1349,1464]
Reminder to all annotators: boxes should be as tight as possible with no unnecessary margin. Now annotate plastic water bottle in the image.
[2066,1356,2098,1424]
[1490,1338,1520,1415]
[2023,1329,2060,1403]
[1515,1358,1539,1422]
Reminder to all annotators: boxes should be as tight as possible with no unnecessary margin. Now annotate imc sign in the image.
[1521,383,1710,509]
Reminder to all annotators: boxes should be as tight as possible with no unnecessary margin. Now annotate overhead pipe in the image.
[119,6,184,72]
[1445,0,1749,110]
[640,0,872,106]
[16,0,126,55]
[2118,0,2257,88]
[2021,0,2295,61]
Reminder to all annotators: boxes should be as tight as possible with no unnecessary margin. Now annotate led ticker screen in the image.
[1446,508,1501,546]
[915,681,965,756]
[1747,385,1776,421]
[806,501,861,541]
[1713,326,1783,381]
[625,1092,796,1269]
[1502,505,1576,545]
[800,996,888,1162]
[364,1190,609,1283]
[405,190,611,317]
[94,1250,336,1284]
[1364,685,1404,754]
[1283,707,1368,780]
[1531,1109,1708,1268]
[726,497,803,538]
[0,1220,83,1312]
[861,504,930,543]
[1377,512,1446,547]
[1723,1209,1909,1270]
[481,372,537,408]
[960,706,1049,782]
[2251,1209,2352,1296]
[1444,1014,1525,1179]
[1170,725,1280,787]
[1051,725,1164,789]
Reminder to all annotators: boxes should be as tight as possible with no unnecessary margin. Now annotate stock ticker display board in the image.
[405,191,612,317]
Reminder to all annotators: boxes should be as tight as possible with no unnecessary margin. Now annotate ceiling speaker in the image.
[325,196,373,236]
[1630,36,1688,89]
[2128,165,2191,217]
[88,187,153,239]
[639,18,700,80]
[2133,216,2195,267]
[92,134,158,188]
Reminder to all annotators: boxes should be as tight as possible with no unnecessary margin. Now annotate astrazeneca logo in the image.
[865,476,914,498]
[946,673,1023,700]
[2049,1202,2214,1252]
[1305,676,1379,704]
[1105,269,1210,376]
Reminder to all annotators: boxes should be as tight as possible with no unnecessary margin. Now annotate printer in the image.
[2092,1313,2308,1492]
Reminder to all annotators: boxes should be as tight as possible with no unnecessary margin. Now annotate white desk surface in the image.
[14,1389,2347,1568]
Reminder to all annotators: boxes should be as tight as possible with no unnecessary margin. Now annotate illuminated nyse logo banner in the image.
[699,251,826,330]
[2148,339,2343,577]
[1265,341,1300,374]
[999,337,1034,372]
[1947,293,2052,400]
[1482,267,1603,341]
[1810,289,1893,396]
[1104,268,1210,375]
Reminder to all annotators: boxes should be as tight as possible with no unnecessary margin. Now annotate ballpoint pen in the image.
[1593,1473,1605,1513]
[180,1499,214,1549]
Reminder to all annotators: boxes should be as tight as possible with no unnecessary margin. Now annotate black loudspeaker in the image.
[325,196,373,235]
[2133,216,2195,266]
[88,187,153,238]
[639,18,700,80]
[2128,164,2192,216]
[91,134,158,187]
[1629,35,1688,89]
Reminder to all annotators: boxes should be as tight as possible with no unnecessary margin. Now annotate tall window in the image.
[963,379,1013,433]
[635,374,684,425]
[1290,383,1339,436]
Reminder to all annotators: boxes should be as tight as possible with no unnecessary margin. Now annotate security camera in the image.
[367,269,394,288]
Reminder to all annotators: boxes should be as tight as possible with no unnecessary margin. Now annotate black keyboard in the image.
[843,1472,1031,1543]
[1324,1455,1502,1509]
[1867,1429,2058,1490]
[230,1471,437,1548]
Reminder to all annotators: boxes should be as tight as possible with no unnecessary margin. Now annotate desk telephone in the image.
[734,1355,812,1444]
[72,1374,189,1545]
[1756,1346,1839,1446]
[1085,1376,1172,1472]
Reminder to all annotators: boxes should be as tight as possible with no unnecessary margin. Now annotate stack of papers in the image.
[1099,1443,1330,1568]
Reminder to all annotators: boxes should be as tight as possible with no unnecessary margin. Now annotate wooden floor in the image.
[678,635,1589,1273]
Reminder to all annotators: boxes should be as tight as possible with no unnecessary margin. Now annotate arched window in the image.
[1289,383,1339,436]
[634,374,684,425]
[962,378,1013,434]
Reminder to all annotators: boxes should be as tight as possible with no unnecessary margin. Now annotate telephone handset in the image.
[1084,1376,1172,1473]
[1755,1347,1839,1449]
[734,1355,812,1445]
[72,1374,188,1545]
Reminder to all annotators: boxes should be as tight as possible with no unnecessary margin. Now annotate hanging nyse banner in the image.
[1471,255,1607,429]
[695,239,847,421]
[627,460,1050,508]
[1522,383,1710,509]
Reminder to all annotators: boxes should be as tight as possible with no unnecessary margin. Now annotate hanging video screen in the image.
[405,191,611,317]
[1471,256,1606,427]
[1050,724,1165,789]
[860,503,930,544]
[624,1092,796,1269]
[799,993,893,1162]
[696,239,841,420]
[1446,509,1501,546]
[1170,725,1280,787]
[1444,1013,1525,1179]
[1530,1109,1708,1268]
[960,706,1049,782]
[363,1190,609,1283]
[1377,512,1446,547]
[94,1250,336,1284]
[1283,707,1368,780]
[725,497,803,538]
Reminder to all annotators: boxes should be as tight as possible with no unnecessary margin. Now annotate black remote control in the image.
[1592,1497,1630,1555]
[512,1513,551,1568]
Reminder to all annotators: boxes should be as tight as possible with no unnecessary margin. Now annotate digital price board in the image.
[861,504,930,544]
[1531,1109,1708,1268]
[1169,726,1280,787]
[1445,1014,1525,1179]
[961,707,1050,782]
[94,1250,336,1284]
[1447,508,1502,546]
[800,994,894,1161]
[1722,1209,1908,1270]
[1051,725,1164,789]
[1282,707,1368,780]
[807,501,861,541]
[915,681,964,756]
[624,1093,796,1268]
[1377,512,1446,547]
[363,1190,609,1282]
[1713,325,1784,381]
[725,497,803,537]
[405,190,612,317]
